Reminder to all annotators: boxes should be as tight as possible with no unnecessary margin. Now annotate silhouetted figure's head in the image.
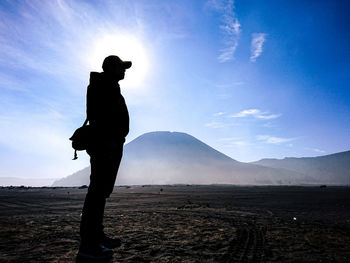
[102,55,132,81]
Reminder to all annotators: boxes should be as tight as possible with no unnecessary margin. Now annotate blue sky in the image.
[0,0,349,180]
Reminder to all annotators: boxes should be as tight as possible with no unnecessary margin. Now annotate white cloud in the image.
[217,94,232,99]
[218,137,251,146]
[0,0,152,180]
[0,72,29,92]
[218,43,238,62]
[215,81,245,88]
[204,121,226,128]
[305,147,326,154]
[230,108,260,117]
[226,140,251,146]
[250,33,267,62]
[229,108,281,119]
[213,111,226,116]
[255,113,281,120]
[207,0,241,62]
[256,135,295,144]
[262,122,275,128]
[205,120,240,128]
[0,0,148,88]
[232,141,250,146]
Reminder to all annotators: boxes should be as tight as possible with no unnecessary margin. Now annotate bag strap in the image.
[82,118,88,126]
[72,150,78,160]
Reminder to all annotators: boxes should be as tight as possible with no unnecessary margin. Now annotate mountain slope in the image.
[53,131,312,186]
[252,151,350,184]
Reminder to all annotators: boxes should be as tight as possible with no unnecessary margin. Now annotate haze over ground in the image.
[0,1,349,182]
[53,132,350,187]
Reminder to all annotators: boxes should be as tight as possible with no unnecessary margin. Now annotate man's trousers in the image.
[80,142,123,243]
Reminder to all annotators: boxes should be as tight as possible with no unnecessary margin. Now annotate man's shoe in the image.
[100,235,122,249]
[77,243,114,261]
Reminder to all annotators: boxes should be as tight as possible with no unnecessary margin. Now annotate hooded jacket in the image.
[86,72,129,140]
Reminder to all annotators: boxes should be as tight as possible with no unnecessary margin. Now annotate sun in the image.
[87,34,149,89]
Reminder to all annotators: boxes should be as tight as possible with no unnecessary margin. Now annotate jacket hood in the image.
[89,72,121,93]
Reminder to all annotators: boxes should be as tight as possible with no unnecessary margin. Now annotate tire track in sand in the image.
[222,224,266,263]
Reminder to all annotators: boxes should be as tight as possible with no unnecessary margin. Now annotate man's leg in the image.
[80,153,108,244]
[96,144,124,249]
[78,152,114,260]
[80,188,106,242]
[80,143,123,245]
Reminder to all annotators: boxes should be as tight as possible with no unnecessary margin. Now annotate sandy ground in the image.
[0,185,350,262]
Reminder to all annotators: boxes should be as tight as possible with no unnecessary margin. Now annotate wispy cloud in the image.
[250,33,267,62]
[256,114,281,120]
[206,0,241,62]
[217,94,232,99]
[215,81,245,88]
[204,121,226,128]
[230,109,260,117]
[218,137,251,146]
[213,111,226,116]
[217,137,239,142]
[0,72,28,92]
[218,43,239,62]
[229,109,281,119]
[305,147,326,154]
[0,1,148,179]
[230,141,250,146]
[256,135,295,144]
[0,1,146,84]
[262,122,276,128]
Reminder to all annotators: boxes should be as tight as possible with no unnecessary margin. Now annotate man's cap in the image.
[102,55,132,71]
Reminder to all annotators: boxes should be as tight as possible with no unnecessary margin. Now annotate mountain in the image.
[252,151,350,185]
[53,131,314,186]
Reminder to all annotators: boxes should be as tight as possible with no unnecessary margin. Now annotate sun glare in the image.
[88,34,149,89]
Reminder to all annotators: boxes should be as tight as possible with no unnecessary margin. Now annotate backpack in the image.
[69,119,91,160]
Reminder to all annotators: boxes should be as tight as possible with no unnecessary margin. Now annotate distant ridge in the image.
[252,151,350,185]
[53,131,314,186]
[0,177,57,187]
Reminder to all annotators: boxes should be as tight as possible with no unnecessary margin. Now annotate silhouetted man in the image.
[77,55,131,261]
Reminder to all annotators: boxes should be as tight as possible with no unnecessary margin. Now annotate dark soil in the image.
[0,185,350,262]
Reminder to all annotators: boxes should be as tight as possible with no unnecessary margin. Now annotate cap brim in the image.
[123,61,132,69]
